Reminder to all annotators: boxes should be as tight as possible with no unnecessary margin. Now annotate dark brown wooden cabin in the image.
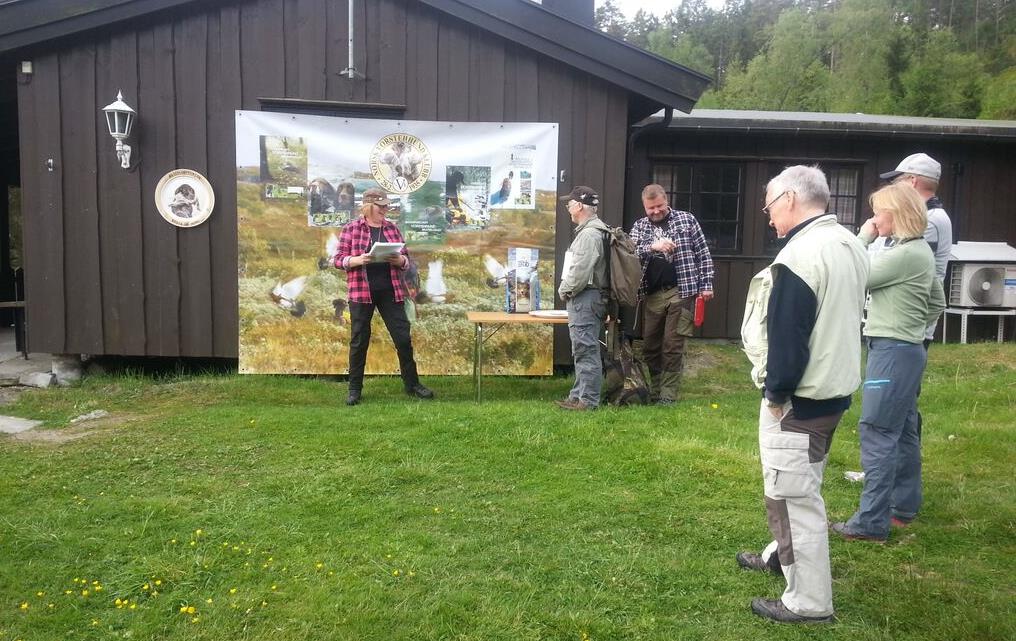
[627,109,1016,340]
[0,0,710,363]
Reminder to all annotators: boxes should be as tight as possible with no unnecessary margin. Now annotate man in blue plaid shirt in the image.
[629,184,714,404]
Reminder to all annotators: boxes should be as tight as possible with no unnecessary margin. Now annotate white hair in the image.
[767,165,830,210]
[581,204,598,217]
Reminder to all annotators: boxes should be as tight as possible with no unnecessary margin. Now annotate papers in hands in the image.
[366,242,404,262]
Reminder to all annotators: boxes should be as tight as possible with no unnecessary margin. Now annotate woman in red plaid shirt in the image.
[335,187,434,406]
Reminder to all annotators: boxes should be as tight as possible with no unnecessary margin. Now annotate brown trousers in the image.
[642,287,695,402]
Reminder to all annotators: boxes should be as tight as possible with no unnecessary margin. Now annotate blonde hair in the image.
[641,184,668,201]
[869,182,927,239]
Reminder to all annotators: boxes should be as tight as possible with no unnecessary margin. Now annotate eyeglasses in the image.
[762,191,789,217]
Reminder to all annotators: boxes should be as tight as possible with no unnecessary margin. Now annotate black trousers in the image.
[348,289,420,392]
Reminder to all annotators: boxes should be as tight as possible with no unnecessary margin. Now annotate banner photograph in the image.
[235,112,559,375]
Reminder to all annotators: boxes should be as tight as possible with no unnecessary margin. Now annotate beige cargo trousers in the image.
[756,399,844,618]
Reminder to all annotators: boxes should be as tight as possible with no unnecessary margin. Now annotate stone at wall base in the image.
[20,372,55,388]
[52,354,84,386]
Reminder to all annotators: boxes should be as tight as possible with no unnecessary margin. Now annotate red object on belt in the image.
[694,295,706,327]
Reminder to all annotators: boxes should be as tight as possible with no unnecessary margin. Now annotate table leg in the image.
[474,322,483,402]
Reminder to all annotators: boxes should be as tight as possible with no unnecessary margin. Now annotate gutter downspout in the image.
[341,0,361,79]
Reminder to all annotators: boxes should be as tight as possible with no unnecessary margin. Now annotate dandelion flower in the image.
[36,591,44,597]
[19,602,29,610]
[710,403,719,409]
[142,583,149,591]
[315,562,323,569]
[81,590,90,597]
[392,569,400,576]
[190,541,196,547]
[191,617,200,624]
[170,539,177,544]
[64,590,73,595]
[206,598,213,604]
[129,603,137,610]
[271,585,277,591]
[229,588,237,594]
[195,529,203,536]
[92,619,100,626]
[154,580,162,586]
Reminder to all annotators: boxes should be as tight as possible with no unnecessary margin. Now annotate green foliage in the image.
[980,66,1016,118]
[896,29,987,118]
[0,343,1014,639]
[712,9,831,111]
[645,29,713,77]
[597,0,1015,120]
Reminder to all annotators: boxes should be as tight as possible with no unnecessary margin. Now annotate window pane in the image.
[653,166,673,193]
[721,195,740,221]
[698,167,721,193]
[672,193,692,211]
[699,194,721,219]
[673,166,691,193]
[722,167,741,193]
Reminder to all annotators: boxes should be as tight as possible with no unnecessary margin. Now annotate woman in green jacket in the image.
[832,182,946,542]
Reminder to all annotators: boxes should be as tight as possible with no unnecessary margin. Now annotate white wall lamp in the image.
[102,90,136,170]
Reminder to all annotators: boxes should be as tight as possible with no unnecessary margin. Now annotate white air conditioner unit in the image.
[946,242,1016,308]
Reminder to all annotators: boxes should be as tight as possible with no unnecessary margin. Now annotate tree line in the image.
[595,0,1015,119]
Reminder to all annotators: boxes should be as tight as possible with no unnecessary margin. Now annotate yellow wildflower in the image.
[206,598,213,604]
[19,601,28,610]
[229,588,237,594]
[154,580,162,586]
[36,591,44,597]
[81,590,89,597]
[142,583,149,591]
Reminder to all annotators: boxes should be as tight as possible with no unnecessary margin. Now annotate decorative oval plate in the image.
[155,169,215,228]
[528,309,568,319]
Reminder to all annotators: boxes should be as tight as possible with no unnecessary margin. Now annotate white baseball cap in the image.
[880,153,941,181]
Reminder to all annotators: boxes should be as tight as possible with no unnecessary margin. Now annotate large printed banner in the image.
[236,111,559,375]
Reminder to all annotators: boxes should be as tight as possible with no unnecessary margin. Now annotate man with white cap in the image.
[879,153,953,347]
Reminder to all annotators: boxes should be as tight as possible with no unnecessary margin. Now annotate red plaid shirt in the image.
[335,217,410,303]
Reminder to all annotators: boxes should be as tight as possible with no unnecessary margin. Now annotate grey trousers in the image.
[566,288,607,407]
[847,337,927,537]
[757,400,844,618]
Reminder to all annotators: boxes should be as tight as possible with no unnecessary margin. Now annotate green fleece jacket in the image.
[859,229,946,344]
[558,215,609,300]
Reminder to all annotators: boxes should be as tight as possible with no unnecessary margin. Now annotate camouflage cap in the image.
[362,187,391,206]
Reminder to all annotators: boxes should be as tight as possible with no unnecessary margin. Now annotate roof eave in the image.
[403,0,712,112]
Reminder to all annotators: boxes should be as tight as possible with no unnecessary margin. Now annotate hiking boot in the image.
[346,389,361,406]
[554,397,579,408]
[890,516,912,528]
[750,598,832,624]
[829,521,886,543]
[405,384,435,399]
[556,399,594,411]
[656,398,676,406]
[736,551,783,576]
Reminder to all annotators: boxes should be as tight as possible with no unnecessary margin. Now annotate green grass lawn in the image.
[1,343,1013,641]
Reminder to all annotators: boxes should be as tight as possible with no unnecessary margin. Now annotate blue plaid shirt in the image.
[629,209,715,301]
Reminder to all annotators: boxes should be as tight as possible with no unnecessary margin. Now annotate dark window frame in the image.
[762,161,864,253]
[650,161,745,255]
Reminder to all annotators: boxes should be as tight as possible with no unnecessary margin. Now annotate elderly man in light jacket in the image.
[738,165,869,624]
[556,186,610,411]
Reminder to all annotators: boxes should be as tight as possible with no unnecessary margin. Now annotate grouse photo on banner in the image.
[236,111,559,375]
